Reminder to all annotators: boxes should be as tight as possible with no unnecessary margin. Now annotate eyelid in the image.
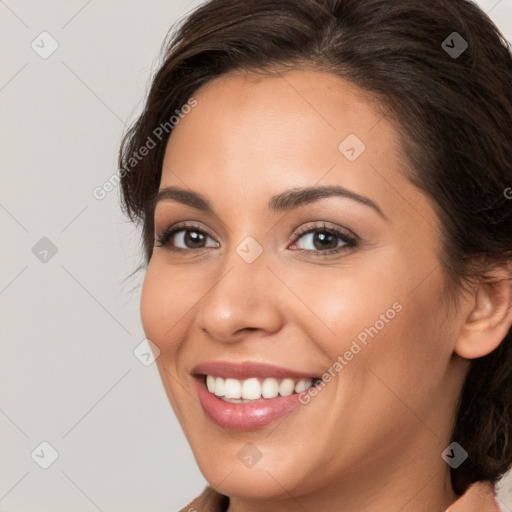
[289,221,357,243]
[154,221,218,249]
[155,220,358,255]
[287,222,358,257]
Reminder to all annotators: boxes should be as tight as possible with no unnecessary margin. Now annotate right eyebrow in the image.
[152,184,388,221]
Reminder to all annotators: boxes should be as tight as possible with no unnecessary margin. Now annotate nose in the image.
[196,249,284,343]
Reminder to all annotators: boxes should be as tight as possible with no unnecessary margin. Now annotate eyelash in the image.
[154,221,358,258]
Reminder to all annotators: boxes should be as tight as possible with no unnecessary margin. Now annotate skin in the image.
[140,69,511,511]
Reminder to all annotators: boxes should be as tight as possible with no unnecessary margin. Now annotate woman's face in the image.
[141,70,469,507]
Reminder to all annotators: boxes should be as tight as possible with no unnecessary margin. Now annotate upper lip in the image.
[191,361,320,380]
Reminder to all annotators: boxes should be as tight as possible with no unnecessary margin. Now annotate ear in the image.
[455,267,512,360]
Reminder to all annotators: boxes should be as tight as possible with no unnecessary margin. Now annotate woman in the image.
[118,0,512,510]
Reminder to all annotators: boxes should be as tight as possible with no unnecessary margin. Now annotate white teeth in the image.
[214,377,225,397]
[278,378,295,397]
[294,378,312,393]
[205,375,315,401]
[224,378,241,399]
[241,378,261,400]
[206,375,216,393]
[261,378,279,398]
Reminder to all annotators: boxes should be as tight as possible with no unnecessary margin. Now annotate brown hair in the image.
[118,0,512,495]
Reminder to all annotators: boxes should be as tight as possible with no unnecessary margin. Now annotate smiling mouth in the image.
[200,374,322,403]
[191,362,324,429]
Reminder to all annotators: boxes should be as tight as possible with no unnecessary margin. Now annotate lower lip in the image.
[194,376,305,430]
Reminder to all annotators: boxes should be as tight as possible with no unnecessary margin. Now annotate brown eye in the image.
[178,229,208,249]
[155,224,219,250]
[300,230,340,251]
[289,223,357,257]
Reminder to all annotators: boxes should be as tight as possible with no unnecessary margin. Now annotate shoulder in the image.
[447,481,500,512]
[180,481,501,512]
[179,485,229,512]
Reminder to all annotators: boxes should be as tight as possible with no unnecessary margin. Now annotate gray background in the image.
[1,0,512,510]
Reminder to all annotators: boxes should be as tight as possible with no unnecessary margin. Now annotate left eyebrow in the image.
[152,185,387,220]
[268,185,387,220]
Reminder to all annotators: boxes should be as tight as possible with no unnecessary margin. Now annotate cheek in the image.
[345,267,455,416]
[286,256,405,358]
[301,250,452,386]
[140,260,190,352]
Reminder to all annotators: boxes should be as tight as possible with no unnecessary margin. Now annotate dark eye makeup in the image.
[154,220,358,258]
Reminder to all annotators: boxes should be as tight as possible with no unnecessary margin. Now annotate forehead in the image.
[159,69,428,226]
[165,69,395,165]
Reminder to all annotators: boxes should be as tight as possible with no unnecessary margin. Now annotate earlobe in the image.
[455,273,512,360]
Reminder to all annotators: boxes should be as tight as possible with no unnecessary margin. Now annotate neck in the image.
[226,444,459,512]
